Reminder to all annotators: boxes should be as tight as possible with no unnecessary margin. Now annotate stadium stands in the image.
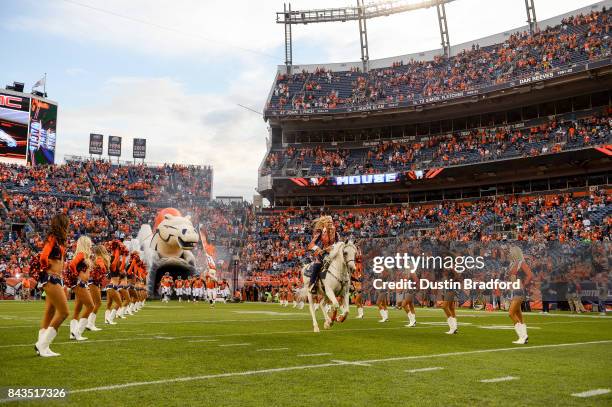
[0,160,218,279]
[261,112,611,177]
[241,188,611,285]
[266,9,610,113]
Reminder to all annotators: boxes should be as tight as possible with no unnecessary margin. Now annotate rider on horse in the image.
[307,215,340,294]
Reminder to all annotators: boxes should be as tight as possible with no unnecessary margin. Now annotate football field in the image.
[1,301,611,406]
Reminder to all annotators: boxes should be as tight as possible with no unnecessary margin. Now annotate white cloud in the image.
[7,0,283,61]
[56,74,268,199]
[8,0,599,62]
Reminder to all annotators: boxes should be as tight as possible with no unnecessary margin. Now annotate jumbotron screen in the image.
[0,91,30,163]
[27,97,58,165]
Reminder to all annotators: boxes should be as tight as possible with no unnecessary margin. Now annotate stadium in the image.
[0,0,611,406]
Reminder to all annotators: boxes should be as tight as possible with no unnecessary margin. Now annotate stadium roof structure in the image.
[275,0,611,73]
[263,0,612,122]
[276,0,538,72]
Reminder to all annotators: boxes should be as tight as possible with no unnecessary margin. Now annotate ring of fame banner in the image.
[133,138,146,159]
[108,135,122,157]
[89,133,104,155]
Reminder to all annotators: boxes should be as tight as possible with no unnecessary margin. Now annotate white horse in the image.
[301,240,358,333]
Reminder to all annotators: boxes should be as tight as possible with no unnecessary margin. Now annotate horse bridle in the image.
[327,243,356,288]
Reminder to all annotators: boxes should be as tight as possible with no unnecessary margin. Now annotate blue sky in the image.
[0,0,601,198]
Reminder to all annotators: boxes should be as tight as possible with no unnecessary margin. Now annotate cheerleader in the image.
[353,286,365,319]
[377,268,391,322]
[351,256,364,318]
[104,241,123,325]
[127,253,139,313]
[376,290,389,322]
[139,259,148,308]
[117,246,132,317]
[133,260,144,310]
[34,214,70,357]
[401,272,419,327]
[507,245,533,344]
[67,236,94,341]
[86,245,109,331]
[287,283,294,307]
[441,267,460,335]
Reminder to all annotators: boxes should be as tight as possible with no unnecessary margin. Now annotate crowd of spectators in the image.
[261,113,611,176]
[0,159,217,280]
[241,188,611,286]
[268,9,610,112]
[0,161,92,195]
[1,158,609,301]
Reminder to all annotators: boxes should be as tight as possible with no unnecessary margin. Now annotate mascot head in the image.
[156,211,199,251]
[154,208,182,230]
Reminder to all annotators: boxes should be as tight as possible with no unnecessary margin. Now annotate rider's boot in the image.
[309,263,321,294]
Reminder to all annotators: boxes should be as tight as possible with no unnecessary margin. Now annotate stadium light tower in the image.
[277,0,454,73]
[524,0,538,33]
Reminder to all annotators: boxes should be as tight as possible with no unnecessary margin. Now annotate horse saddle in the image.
[303,263,313,278]
[304,260,330,279]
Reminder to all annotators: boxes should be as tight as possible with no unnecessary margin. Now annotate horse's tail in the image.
[296,287,309,302]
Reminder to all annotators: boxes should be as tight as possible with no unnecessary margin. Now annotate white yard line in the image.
[0,317,313,329]
[479,376,518,383]
[143,317,310,325]
[297,353,332,357]
[0,340,598,400]
[256,347,289,352]
[0,312,608,329]
[0,325,438,349]
[406,367,444,373]
[331,359,372,367]
[571,389,611,398]
[477,326,541,330]
[2,301,609,318]
[188,339,220,343]
[529,320,610,325]
[359,340,612,364]
[218,343,251,347]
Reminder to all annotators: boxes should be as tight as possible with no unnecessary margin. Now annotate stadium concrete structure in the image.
[258,1,612,208]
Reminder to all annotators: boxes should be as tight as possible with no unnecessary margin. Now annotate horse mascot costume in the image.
[136,208,199,295]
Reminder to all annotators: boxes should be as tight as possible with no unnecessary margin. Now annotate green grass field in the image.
[1,300,611,406]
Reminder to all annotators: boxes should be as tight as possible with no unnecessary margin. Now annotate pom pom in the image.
[29,256,45,282]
